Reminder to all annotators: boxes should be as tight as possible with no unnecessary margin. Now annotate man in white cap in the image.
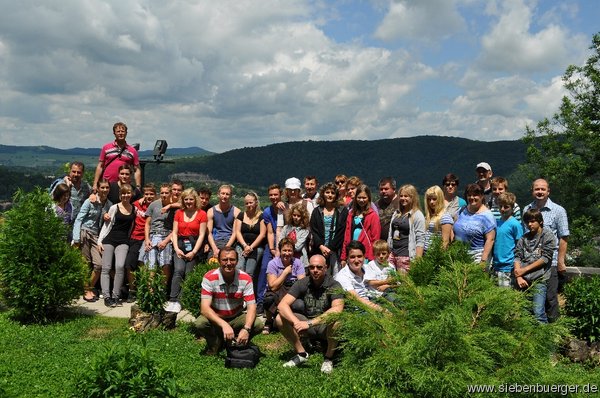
[475,162,493,204]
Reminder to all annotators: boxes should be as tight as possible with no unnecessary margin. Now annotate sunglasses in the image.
[335,180,346,185]
[308,265,325,270]
[444,182,457,187]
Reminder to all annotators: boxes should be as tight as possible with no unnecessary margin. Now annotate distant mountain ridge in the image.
[145,135,529,194]
[0,144,212,157]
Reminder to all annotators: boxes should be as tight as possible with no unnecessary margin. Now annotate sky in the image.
[0,0,598,153]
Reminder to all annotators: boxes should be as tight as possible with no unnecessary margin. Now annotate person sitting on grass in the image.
[195,247,264,355]
[335,240,385,311]
[365,240,397,293]
[276,254,344,374]
[263,238,306,334]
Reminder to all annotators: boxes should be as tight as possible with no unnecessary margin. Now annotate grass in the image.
[1,310,599,397]
[0,312,343,398]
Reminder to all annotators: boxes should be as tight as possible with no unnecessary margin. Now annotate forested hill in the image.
[149,135,528,190]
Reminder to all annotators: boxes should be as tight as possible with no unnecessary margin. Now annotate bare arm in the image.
[133,165,142,188]
[557,237,568,273]
[225,207,241,247]
[481,229,496,264]
[267,264,293,292]
[206,208,218,255]
[92,160,103,190]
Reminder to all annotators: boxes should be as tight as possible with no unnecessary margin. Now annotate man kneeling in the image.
[276,254,344,374]
[195,246,264,354]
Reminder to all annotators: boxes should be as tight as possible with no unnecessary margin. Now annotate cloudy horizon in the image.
[0,0,597,153]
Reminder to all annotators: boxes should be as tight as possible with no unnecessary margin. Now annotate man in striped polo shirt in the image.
[195,246,264,354]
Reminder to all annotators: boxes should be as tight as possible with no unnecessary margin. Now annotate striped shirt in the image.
[99,141,139,183]
[201,268,255,318]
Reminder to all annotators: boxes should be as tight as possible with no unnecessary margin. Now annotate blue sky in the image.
[0,0,598,152]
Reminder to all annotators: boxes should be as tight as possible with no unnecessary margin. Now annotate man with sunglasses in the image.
[276,254,344,374]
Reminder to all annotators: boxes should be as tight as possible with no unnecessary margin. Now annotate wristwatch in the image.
[243,326,252,333]
[307,320,313,328]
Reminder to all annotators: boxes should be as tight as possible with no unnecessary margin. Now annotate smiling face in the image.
[268,188,281,205]
[219,248,238,279]
[280,243,294,263]
[143,189,156,204]
[466,192,483,211]
[398,191,412,209]
[69,164,83,184]
[492,183,506,197]
[304,178,317,197]
[323,188,336,205]
[120,189,132,203]
[307,256,327,283]
[244,194,257,212]
[355,191,369,210]
[97,182,110,200]
[532,179,550,202]
[118,168,131,184]
[183,194,196,209]
[347,248,365,276]
[113,124,127,142]
[171,183,183,202]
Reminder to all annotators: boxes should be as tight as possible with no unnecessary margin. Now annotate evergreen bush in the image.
[564,276,600,342]
[135,264,167,314]
[328,241,567,398]
[180,261,216,317]
[0,188,87,323]
[76,338,179,398]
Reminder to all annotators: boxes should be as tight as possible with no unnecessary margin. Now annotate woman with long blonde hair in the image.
[387,184,425,273]
[423,185,454,251]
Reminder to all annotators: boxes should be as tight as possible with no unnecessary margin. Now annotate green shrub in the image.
[0,188,87,323]
[409,238,472,286]
[135,264,167,314]
[564,276,600,342]
[328,241,566,398]
[76,337,179,398]
[180,262,215,317]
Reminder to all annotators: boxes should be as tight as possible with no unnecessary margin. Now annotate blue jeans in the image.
[256,245,272,305]
[235,245,264,279]
[531,281,548,324]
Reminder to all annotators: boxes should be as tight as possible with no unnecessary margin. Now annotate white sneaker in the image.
[320,359,333,374]
[164,301,175,312]
[172,301,182,313]
[283,353,309,367]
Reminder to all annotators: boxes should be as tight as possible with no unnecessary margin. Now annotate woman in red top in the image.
[341,184,381,263]
[167,188,207,313]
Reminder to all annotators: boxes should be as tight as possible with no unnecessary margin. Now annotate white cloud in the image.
[374,0,465,41]
[0,0,593,153]
[479,0,587,73]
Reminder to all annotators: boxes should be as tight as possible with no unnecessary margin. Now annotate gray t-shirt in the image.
[145,199,172,235]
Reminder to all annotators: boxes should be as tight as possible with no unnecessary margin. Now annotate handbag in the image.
[224,343,261,368]
[178,235,197,254]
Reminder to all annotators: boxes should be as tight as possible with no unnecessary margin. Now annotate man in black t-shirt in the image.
[276,254,344,374]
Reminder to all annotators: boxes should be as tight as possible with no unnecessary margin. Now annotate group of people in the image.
[49,122,569,373]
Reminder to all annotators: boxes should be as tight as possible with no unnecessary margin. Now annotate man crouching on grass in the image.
[195,246,263,354]
[276,254,344,374]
